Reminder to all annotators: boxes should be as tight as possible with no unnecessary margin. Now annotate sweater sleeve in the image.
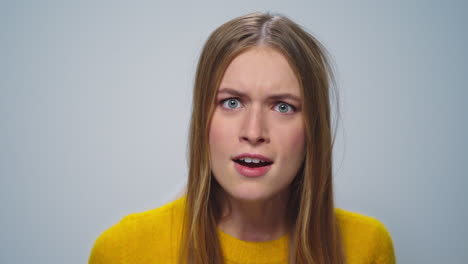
[88,229,113,264]
[88,203,181,264]
[88,214,139,264]
[371,220,396,264]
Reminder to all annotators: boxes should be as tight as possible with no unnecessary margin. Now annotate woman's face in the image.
[209,46,306,202]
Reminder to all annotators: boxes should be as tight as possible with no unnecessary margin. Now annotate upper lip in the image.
[232,153,273,162]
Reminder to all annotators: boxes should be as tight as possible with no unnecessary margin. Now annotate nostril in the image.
[241,135,267,143]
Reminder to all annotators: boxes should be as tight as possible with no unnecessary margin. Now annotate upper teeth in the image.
[240,157,265,163]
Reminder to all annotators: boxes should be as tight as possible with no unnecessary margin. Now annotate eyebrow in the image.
[217,88,301,103]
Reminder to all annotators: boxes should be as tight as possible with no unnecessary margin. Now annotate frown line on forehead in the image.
[217,87,301,103]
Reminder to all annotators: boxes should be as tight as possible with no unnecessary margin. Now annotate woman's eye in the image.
[274,102,295,114]
[222,98,242,110]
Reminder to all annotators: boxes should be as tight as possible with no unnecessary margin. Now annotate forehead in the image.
[219,46,301,96]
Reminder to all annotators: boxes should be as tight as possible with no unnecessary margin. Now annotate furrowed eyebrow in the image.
[217,88,247,98]
[268,94,301,103]
[218,88,300,103]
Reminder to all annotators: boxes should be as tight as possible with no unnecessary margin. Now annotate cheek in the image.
[209,113,222,147]
[279,124,306,162]
[209,112,234,155]
[294,129,306,150]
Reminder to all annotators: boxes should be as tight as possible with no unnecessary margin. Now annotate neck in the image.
[217,189,291,242]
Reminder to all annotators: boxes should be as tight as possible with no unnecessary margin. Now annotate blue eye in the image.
[222,98,242,110]
[274,102,294,114]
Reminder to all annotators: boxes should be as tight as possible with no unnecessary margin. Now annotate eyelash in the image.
[219,98,297,114]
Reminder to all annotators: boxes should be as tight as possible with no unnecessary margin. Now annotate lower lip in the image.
[234,161,272,177]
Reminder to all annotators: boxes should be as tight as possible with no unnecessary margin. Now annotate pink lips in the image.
[234,162,272,177]
[232,153,273,178]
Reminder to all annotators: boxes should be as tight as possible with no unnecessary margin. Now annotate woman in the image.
[89,12,395,264]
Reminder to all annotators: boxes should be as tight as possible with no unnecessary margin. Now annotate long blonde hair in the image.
[180,12,345,264]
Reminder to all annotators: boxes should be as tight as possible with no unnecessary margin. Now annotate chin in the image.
[226,186,275,202]
[213,171,284,202]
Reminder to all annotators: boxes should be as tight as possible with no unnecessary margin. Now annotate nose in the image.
[239,105,269,145]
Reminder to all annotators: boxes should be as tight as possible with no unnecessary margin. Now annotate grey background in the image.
[1,0,466,263]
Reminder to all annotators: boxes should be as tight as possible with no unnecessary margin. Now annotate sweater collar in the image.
[217,228,289,264]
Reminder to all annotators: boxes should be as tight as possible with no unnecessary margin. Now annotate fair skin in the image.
[209,46,306,242]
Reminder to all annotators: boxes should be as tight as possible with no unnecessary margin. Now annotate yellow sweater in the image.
[89,196,395,263]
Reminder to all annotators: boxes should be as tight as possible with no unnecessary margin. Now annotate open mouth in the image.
[233,158,273,168]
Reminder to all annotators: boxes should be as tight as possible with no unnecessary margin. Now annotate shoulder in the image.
[89,196,186,264]
[335,208,396,264]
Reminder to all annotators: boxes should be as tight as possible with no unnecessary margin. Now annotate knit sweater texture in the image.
[89,196,395,263]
